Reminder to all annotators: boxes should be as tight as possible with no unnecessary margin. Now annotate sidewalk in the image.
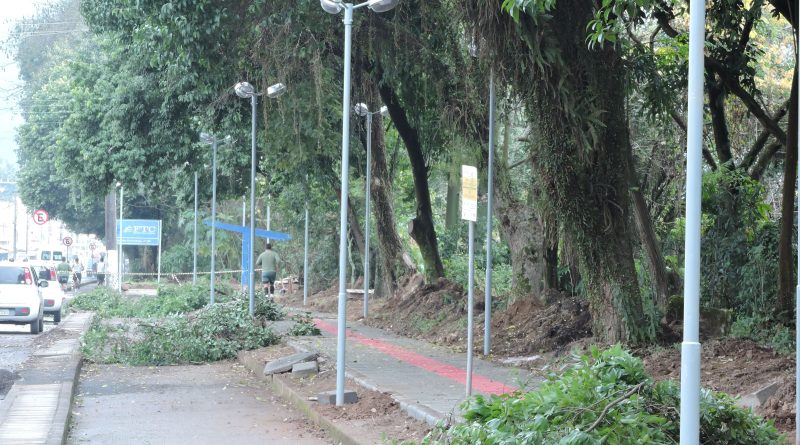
[0,312,93,445]
[286,308,538,425]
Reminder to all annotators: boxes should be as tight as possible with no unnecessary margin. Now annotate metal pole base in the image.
[679,341,701,445]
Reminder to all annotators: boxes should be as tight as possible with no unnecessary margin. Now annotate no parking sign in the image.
[33,209,49,225]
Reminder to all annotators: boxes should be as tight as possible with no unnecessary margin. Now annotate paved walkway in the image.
[287,310,538,425]
[0,312,93,444]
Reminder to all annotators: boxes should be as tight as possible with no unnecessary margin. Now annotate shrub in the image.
[76,285,286,365]
[81,296,282,365]
[287,312,321,336]
[421,346,784,444]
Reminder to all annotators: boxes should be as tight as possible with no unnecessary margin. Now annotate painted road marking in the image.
[314,319,512,395]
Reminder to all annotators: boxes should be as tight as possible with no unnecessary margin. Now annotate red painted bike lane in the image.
[314,319,513,395]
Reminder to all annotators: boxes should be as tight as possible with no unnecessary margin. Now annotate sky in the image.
[0,1,55,166]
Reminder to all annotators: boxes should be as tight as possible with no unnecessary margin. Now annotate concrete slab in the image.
[263,352,318,375]
[317,389,358,405]
[291,361,318,377]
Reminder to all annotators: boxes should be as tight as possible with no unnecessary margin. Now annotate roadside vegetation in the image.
[72,285,313,365]
[418,346,784,445]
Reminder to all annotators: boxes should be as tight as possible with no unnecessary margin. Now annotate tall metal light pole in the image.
[354,103,388,318]
[304,175,310,306]
[201,133,233,305]
[193,171,198,285]
[235,81,287,316]
[679,0,705,443]
[117,183,124,292]
[321,0,400,407]
[484,67,496,356]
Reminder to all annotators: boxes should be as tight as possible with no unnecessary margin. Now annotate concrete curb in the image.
[47,354,83,445]
[0,312,92,445]
[238,351,365,445]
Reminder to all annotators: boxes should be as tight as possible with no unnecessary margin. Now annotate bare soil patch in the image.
[241,344,430,444]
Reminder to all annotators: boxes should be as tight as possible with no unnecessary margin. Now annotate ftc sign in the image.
[117,219,162,246]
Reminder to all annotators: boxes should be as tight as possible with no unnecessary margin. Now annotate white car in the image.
[0,262,45,334]
[29,262,66,323]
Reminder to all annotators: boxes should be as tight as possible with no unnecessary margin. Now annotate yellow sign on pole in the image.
[461,165,478,222]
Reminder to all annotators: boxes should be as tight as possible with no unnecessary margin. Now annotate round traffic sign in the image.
[63,237,73,247]
[89,242,96,250]
[33,209,49,225]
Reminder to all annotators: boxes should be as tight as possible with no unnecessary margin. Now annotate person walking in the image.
[256,243,280,297]
[56,258,71,291]
[96,256,107,286]
[72,257,84,289]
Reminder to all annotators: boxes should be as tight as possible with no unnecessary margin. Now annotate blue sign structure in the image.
[117,219,162,246]
[203,220,291,286]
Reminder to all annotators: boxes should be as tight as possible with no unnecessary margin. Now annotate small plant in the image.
[287,312,321,336]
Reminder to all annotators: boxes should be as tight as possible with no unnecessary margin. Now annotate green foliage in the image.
[287,312,321,337]
[75,284,285,365]
[420,345,784,444]
[731,315,795,354]
[71,284,210,318]
[699,169,780,316]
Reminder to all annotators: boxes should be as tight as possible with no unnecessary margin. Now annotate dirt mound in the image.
[643,338,795,433]
[486,295,591,356]
[366,277,468,346]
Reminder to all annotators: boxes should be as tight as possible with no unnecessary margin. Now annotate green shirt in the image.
[56,262,70,275]
[256,250,280,273]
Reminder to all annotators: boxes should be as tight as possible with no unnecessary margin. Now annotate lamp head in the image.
[320,0,344,14]
[266,83,287,99]
[199,132,213,143]
[379,105,389,117]
[368,0,399,12]
[234,81,256,98]
[354,103,369,117]
[224,135,233,144]
[116,181,122,188]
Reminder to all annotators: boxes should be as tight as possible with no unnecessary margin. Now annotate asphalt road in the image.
[0,279,95,398]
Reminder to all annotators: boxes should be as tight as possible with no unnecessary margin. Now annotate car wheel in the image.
[54,310,61,324]
[30,319,40,334]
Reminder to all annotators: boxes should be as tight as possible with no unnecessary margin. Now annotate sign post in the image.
[117,219,163,283]
[461,165,478,397]
[63,236,73,262]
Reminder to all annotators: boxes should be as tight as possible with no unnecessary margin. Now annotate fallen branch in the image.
[584,382,647,433]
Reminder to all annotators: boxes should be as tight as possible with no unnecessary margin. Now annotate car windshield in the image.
[41,252,51,261]
[0,267,25,284]
[53,252,64,261]
[32,267,50,281]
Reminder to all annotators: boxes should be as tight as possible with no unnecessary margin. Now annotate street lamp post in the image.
[679,0,705,443]
[354,103,388,318]
[193,171,198,285]
[201,133,232,305]
[117,182,124,292]
[304,175,310,306]
[235,81,287,316]
[484,67,496,356]
[321,0,400,407]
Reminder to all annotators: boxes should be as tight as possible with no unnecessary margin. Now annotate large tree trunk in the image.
[522,3,651,343]
[377,72,445,279]
[361,86,417,295]
[777,67,798,319]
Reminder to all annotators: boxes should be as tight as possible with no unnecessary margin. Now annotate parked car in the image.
[29,262,66,323]
[0,262,45,334]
